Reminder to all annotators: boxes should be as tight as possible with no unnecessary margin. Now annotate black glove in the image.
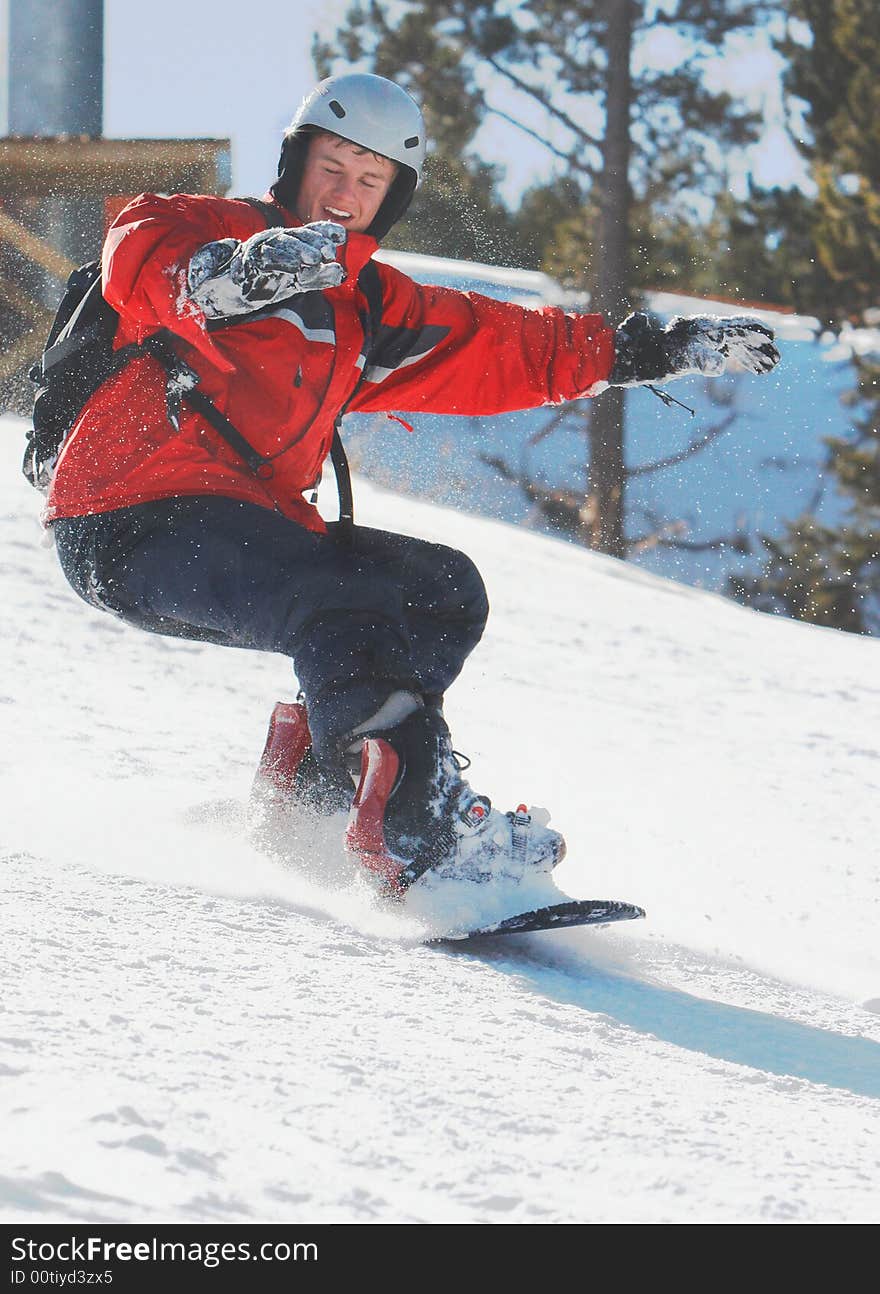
[187,221,348,318]
[610,311,780,387]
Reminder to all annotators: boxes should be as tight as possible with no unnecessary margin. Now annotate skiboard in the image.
[440,898,646,941]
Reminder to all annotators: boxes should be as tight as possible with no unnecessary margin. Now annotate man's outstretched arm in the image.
[349,263,778,420]
[348,261,616,417]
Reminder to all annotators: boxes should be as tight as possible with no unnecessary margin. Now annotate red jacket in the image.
[46,192,615,531]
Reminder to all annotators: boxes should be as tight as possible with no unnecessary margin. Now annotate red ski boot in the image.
[252,701,352,817]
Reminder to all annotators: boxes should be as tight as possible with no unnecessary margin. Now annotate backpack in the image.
[25,259,136,490]
[22,198,379,536]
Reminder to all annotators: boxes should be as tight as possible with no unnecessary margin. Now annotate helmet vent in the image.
[329,99,346,118]
[404,135,420,148]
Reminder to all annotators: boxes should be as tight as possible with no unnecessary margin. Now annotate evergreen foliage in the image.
[648,185,837,314]
[732,359,880,633]
[778,0,880,324]
[732,0,880,634]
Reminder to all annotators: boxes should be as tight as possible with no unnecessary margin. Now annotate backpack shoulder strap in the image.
[330,258,385,543]
[143,198,291,477]
[357,259,384,354]
[239,197,288,229]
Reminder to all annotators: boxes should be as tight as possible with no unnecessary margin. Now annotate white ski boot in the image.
[344,707,565,897]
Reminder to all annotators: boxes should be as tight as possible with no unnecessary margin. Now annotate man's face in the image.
[296,132,397,234]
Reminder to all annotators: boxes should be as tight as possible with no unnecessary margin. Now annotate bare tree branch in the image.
[629,509,752,555]
[485,105,600,178]
[635,531,752,554]
[526,404,578,448]
[479,50,605,152]
[480,454,753,556]
[627,411,736,477]
[806,479,826,515]
[479,453,594,539]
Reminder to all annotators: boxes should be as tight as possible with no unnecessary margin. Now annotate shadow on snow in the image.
[443,936,880,1101]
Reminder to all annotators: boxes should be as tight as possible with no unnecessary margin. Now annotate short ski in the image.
[442,898,645,940]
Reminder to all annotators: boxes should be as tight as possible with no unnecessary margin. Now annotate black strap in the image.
[188,386,275,478]
[134,197,289,484]
[240,197,287,229]
[357,261,384,357]
[144,333,274,478]
[330,422,354,540]
[327,260,385,542]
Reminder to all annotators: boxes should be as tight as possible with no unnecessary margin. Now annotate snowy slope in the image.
[1,415,879,1224]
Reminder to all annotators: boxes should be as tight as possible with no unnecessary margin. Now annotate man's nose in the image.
[330,177,358,205]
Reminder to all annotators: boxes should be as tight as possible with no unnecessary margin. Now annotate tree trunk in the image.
[586,0,634,558]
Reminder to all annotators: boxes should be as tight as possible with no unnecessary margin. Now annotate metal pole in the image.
[0,1,10,135]
[8,0,103,137]
[7,0,105,280]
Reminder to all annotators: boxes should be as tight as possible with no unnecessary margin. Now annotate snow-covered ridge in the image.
[375,247,583,309]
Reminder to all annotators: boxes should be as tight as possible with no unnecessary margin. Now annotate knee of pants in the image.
[293,611,419,760]
[465,559,490,639]
[437,548,490,638]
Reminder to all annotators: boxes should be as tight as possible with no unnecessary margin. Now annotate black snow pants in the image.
[53,496,489,761]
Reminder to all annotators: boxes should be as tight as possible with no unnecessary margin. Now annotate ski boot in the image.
[344,707,565,897]
[250,701,353,850]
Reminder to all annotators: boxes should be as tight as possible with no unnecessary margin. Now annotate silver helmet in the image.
[272,73,427,239]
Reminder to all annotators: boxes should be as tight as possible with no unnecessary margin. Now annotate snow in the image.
[374,248,583,308]
[1,414,879,1224]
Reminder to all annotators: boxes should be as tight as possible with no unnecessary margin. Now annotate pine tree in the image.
[314,0,772,557]
[732,1,880,633]
[778,0,880,324]
[690,185,837,314]
[732,360,879,633]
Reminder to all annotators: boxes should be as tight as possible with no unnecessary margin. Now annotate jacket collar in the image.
[341,231,380,278]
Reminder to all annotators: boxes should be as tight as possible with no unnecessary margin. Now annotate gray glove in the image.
[610,311,780,386]
[187,221,348,319]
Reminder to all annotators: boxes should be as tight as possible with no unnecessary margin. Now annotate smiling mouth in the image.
[324,205,354,220]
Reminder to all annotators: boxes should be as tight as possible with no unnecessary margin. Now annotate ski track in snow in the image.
[1,417,879,1223]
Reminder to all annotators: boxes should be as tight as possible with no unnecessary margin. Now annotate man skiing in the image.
[47,73,779,897]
